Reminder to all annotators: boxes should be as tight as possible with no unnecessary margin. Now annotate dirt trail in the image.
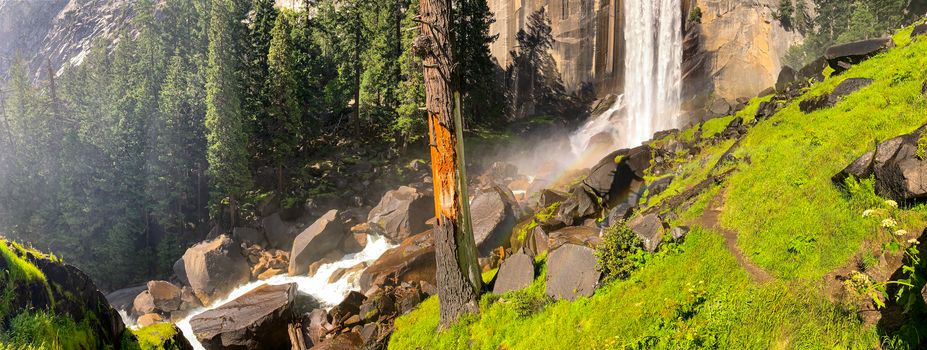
[693,189,774,284]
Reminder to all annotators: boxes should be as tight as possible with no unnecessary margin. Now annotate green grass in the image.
[391,26,927,350]
[722,37,927,280]
[0,311,100,350]
[125,323,185,350]
[390,228,879,349]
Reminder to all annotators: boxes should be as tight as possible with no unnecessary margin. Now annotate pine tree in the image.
[205,0,252,228]
[265,12,303,194]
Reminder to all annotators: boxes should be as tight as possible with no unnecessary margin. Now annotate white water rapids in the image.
[174,234,394,349]
[569,0,682,157]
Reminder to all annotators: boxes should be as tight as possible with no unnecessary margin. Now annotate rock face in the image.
[691,0,803,101]
[492,253,535,294]
[487,0,626,94]
[181,235,251,306]
[359,231,436,291]
[628,214,665,252]
[545,244,600,300]
[289,210,347,276]
[470,186,519,256]
[835,127,927,202]
[367,186,434,244]
[190,283,299,350]
[825,38,894,74]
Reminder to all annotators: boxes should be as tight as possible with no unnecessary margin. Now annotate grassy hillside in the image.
[389,25,927,349]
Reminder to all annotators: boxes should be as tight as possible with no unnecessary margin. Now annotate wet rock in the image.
[289,210,347,276]
[328,262,367,284]
[548,226,602,251]
[147,280,182,313]
[470,185,519,256]
[340,232,368,255]
[262,213,301,251]
[136,313,163,327]
[367,186,434,244]
[313,332,363,350]
[825,38,894,74]
[105,284,146,312]
[132,290,155,316]
[545,244,600,301]
[359,231,435,291]
[182,235,251,306]
[190,283,299,349]
[233,227,267,247]
[492,253,534,294]
[628,214,665,252]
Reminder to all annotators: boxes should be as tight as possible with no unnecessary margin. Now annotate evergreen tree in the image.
[243,0,278,161]
[265,12,303,193]
[205,0,252,228]
[455,0,504,126]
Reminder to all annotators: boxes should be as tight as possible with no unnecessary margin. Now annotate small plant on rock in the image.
[596,222,646,283]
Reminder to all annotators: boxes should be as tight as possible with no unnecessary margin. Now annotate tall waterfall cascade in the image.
[570,0,683,156]
[625,0,683,146]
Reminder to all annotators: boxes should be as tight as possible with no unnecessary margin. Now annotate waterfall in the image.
[568,0,682,159]
[625,0,683,146]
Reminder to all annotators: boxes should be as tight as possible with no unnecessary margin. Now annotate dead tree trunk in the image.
[419,0,482,328]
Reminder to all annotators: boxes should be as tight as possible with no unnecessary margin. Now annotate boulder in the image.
[536,189,567,209]
[262,213,301,251]
[754,100,781,120]
[628,214,665,252]
[132,291,155,316]
[647,176,674,199]
[367,186,434,243]
[775,66,796,92]
[470,186,519,256]
[556,185,600,226]
[548,226,602,251]
[912,23,927,38]
[606,203,635,226]
[708,98,732,117]
[182,235,251,306]
[832,78,873,99]
[834,128,927,202]
[306,309,332,346]
[670,226,690,242]
[583,146,650,203]
[147,280,182,313]
[359,292,395,323]
[359,231,435,291]
[545,244,600,301]
[799,94,831,114]
[492,253,535,294]
[289,210,347,276]
[136,313,164,328]
[330,291,367,325]
[797,56,827,83]
[523,226,550,257]
[340,232,368,255]
[313,332,363,350]
[190,283,299,350]
[824,38,894,74]
[233,227,268,247]
[105,284,147,312]
[173,257,188,286]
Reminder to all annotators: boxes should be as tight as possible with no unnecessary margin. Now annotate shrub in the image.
[596,222,645,282]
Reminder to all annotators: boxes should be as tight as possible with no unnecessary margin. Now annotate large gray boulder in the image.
[182,235,251,306]
[367,186,434,244]
[583,145,650,206]
[288,210,347,276]
[555,185,600,226]
[470,186,519,256]
[548,226,602,251]
[359,231,435,291]
[105,284,147,312]
[190,283,298,350]
[261,213,302,251]
[492,253,534,294]
[146,280,182,313]
[835,128,927,202]
[628,214,665,252]
[824,38,893,74]
[775,66,796,92]
[545,244,600,301]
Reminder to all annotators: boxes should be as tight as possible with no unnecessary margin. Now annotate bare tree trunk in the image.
[419,0,482,328]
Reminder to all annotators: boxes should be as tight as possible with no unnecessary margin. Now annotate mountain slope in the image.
[389,24,927,349]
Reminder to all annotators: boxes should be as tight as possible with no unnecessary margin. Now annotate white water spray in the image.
[175,234,394,350]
